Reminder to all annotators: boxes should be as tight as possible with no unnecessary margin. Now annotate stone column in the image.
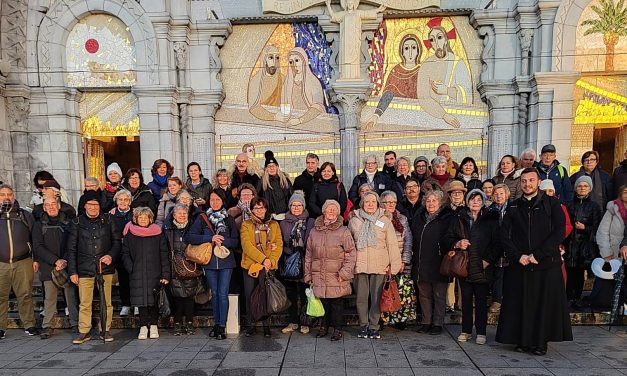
[0,60,13,187]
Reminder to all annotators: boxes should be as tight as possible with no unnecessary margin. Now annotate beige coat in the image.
[304,216,356,298]
[348,209,402,275]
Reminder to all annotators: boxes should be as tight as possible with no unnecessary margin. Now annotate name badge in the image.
[375,220,385,228]
[378,184,386,190]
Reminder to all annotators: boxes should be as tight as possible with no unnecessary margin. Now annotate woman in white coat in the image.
[596,185,627,260]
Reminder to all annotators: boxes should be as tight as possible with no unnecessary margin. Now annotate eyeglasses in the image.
[252,206,266,211]
[291,203,304,207]
[365,162,377,166]
[405,184,419,190]
[583,158,597,163]
[450,191,464,195]
[381,201,397,205]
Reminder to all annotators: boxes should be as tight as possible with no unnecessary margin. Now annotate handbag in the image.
[305,286,325,317]
[169,277,203,298]
[439,218,469,279]
[265,270,291,315]
[153,284,171,318]
[380,272,402,313]
[194,278,212,305]
[278,249,303,280]
[250,270,269,322]
[171,252,203,279]
[185,213,214,265]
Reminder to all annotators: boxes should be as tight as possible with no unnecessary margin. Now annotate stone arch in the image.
[37,0,157,87]
[552,0,593,72]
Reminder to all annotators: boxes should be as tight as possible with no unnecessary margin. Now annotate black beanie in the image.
[264,150,279,167]
[82,191,101,208]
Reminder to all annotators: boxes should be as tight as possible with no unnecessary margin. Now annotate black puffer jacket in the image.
[411,207,453,283]
[67,214,122,277]
[123,183,157,215]
[257,174,293,215]
[163,217,200,298]
[32,212,71,282]
[444,207,500,284]
[121,224,170,307]
[309,178,348,218]
[565,195,602,267]
[0,201,35,263]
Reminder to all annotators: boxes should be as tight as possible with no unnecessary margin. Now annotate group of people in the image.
[1,143,626,356]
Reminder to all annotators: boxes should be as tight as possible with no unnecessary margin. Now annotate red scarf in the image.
[615,199,627,222]
[432,173,450,187]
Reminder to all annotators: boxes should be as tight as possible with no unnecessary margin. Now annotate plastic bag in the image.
[266,271,291,315]
[305,287,325,317]
[154,284,171,318]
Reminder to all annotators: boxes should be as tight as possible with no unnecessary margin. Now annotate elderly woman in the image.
[109,189,134,316]
[422,156,453,195]
[492,155,522,200]
[487,184,511,313]
[444,189,499,345]
[147,159,174,203]
[156,177,184,226]
[379,190,415,329]
[257,151,293,217]
[305,200,356,341]
[481,179,495,207]
[123,168,157,215]
[394,156,413,192]
[597,185,627,261]
[309,162,348,219]
[186,189,240,340]
[279,192,315,334]
[186,162,213,211]
[164,204,201,335]
[348,154,394,208]
[411,190,453,335]
[565,176,602,308]
[348,191,401,339]
[411,156,430,186]
[570,151,613,211]
[172,189,202,222]
[241,197,283,337]
[121,207,170,340]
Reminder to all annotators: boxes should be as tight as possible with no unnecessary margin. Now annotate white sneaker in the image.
[65,307,69,316]
[138,326,148,340]
[134,307,139,316]
[149,325,159,339]
[281,323,299,334]
[457,332,472,342]
[476,335,486,345]
[300,326,310,334]
[120,306,131,316]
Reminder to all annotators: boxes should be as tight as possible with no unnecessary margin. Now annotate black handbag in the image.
[250,270,269,322]
[279,250,303,280]
[265,271,291,314]
[169,277,201,299]
[154,284,171,318]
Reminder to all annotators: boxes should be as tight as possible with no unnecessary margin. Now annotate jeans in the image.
[0,258,36,330]
[43,280,78,328]
[354,273,385,327]
[459,279,489,336]
[417,281,448,326]
[206,268,233,327]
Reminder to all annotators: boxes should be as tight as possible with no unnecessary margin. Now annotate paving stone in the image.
[220,351,285,368]
[412,368,482,376]
[548,368,626,376]
[282,368,347,376]
[213,368,280,375]
[157,358,192,368]
[346,368,413,376]
[481,368,554,376]
[406,349,474,368]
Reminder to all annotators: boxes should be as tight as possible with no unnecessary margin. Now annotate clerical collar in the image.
[523,191,538,200]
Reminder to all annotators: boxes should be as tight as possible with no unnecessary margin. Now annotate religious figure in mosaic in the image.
[248,45,284,121]
[326,0,385,81]
[417,18,472,128]
[278,47,326,126]
[242,143,263,176]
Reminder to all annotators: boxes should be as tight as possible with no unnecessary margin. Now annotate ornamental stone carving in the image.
[6,96,30,130]
[174,42,188,69]
[1,0,28,75]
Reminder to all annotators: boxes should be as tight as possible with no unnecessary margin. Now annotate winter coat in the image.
[398,197,421,224]
[501,192,566,271]
[565,195,602,267]
[67,213,122,277]
[309,178,348,218]
[537,160,573,204]
[304,216,356,298]
[293,169,320,214]
[411,207,453,283]
[348,209,402,274]
[596,200,626,259]
[77,189,104,216]
[455,172,482,191]
[392,211,413,274]
[231,170,260,192]
[32,212,71,281]
[156,193,177,226]
[612,160,627,198]
[240,215,283,271]
[32,202,77,222]
[256,174,293,215]
[0,201,35,264]
[102,183,124,212]
[121,223,170,307]
[392,174,412,193]
[492,168,523,200]
[410,171,428,186]
[421,175,453,196]
[147,174,169,203]
[279,211,314,269]
[185,212,240,270]
[185,177,213,210]
[570,167,613,211]
[444,207,500,284]
[348,170,399,207]
[123,183,157,215]
[110,208,132,234]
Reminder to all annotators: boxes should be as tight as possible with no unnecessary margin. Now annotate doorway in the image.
[102,137,141,175]
[593,125,625,172]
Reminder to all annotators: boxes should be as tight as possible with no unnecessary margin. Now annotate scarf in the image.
[614,199,627,222]
[324,217,337,226]
[123,222,162,237]
[355,208,383,250]
[365,171,376,186]
[390,210,404,235]
[432,173,450,187]
[173,219,188,229]
[237,200,252,221]
[153,173,169,187]
[105,182,118,193]
[207,208,228,234]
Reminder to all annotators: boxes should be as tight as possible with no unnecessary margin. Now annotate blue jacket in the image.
[537,161,573,204]
[185,212,240,270]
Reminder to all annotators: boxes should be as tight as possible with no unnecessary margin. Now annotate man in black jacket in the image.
[33,196,78,339]
[67,191,121,344]
[292,153,320,213]
[496,168,572,355]
[230,153,260,202]
[0,184,38,339]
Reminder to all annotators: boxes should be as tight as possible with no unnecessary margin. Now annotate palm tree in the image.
[581,0,627,71]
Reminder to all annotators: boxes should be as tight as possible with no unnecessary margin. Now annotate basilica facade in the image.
[0,0,625,204]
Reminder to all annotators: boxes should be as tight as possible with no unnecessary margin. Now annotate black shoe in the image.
[25,327,40,336]
[429,326,443,335]
[515,345,529,353]
[357,326,369,338]
[0,330,5,339]
[173,323,183,336]
[316,326,328,338]
[185,322,196,335]
[330,329,343,342]
[393,322,407,331]
[216,326,226,340]
[532,347,547,356]
[416,324,432,334]
[40,328,53,339]
[245,326,256,337]
[209,325,218,338]
[263,326,271,338]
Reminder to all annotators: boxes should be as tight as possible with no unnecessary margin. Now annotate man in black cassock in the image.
[496,168,572,355]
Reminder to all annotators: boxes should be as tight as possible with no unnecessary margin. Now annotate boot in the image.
[185,322,196,335]
[173,323,183,336]
[209,324,218,338]
[216,326,226,340]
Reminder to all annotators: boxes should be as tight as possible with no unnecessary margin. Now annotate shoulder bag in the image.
[439,217,469,279]
[185,213,214,265]
[380,272,402,313]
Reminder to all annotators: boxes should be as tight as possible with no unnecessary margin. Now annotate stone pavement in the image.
[0,325,625,376]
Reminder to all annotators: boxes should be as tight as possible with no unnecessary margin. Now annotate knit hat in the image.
[574,175,593,190]
[288,190,306,208]
[465,188,486,206]
[322,199,341,213]
[264,150,279,167]
[82,190,101,206]
[106,162,123,178]
[539,179,555,191]
[413,156,429,167]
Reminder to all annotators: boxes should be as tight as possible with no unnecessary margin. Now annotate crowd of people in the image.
[1,143,627,357]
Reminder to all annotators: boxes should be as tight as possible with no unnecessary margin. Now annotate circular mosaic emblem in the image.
[85,38,99,54]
